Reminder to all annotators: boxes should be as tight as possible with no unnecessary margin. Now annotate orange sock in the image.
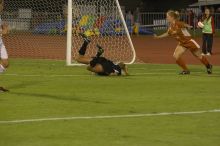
[176,58,189,71]
[200,56,210,67]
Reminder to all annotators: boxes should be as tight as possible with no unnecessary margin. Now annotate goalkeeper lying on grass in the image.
[76,33,129,76]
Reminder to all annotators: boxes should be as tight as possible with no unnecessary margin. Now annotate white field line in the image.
[0,109,220,124]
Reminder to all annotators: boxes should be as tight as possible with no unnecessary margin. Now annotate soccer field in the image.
[0,59,220,146]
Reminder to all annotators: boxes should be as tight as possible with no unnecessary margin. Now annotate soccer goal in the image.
[3,0,136,65]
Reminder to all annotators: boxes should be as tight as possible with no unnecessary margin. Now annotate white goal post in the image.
[66,0,136,66]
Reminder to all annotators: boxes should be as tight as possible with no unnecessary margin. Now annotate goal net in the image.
[2,0,136,65]
[2,0,68,60]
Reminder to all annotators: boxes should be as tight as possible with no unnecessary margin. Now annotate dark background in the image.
[4,0,198,12]
[119,0,198,12]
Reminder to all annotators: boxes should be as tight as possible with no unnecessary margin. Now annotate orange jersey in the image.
[167,21,199,50]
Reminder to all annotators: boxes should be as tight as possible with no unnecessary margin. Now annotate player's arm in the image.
[177,21,193,29]
[154,32,169,39]
[183,23,193,29]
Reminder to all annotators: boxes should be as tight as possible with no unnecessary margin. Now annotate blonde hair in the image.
[167,10,180,20]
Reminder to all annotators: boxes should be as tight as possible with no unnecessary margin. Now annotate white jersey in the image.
[0,15,8,59]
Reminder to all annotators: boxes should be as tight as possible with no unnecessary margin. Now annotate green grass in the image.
[0,59,220,146]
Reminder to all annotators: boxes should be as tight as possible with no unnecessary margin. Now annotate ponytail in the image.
[167,10,180,20]
[175,11,180,20]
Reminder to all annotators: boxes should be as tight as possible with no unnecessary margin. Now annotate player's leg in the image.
[76,33,93,64]
[173,45,189,74]
[191,49,212,74]
[0,45,9,73]
[202,33,207,55]
[96,45,104,58]
[0,45,9,92]
[76,36,105,65]
[86,46,105,74]
[207,34,213,55]
[76,55,92,65]
[76,33,106,74]
[0,59,7,73]
[189,40,212,74]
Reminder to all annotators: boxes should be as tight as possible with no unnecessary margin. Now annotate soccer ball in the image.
[198,21,204,28]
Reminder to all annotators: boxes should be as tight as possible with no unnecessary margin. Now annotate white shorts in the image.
[0,43,8,59]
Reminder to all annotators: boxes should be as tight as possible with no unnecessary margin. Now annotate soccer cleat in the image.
[0,87,9,92]
[179,70,190,75]
[96,45,104,55]
[207,64,213,74]
[206,52,211,56]
[79,33,91,43]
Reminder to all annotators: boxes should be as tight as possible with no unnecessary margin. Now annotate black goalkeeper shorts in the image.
[90,57,115,75]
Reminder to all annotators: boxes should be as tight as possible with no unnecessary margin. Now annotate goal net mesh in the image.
[2,0,135,63]
[71,0,135,64]
[3,0,67,60]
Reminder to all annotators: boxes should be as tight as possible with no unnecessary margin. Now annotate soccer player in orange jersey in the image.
[154,10,212,75]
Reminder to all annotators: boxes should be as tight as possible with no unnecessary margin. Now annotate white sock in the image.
[0,64,5,73]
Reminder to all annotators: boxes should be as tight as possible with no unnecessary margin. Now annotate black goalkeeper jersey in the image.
[90,57,122,76]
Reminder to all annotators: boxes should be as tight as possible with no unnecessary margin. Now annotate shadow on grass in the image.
[8,92,109,104]
[7,81,45,89]
[3,81,109,104]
